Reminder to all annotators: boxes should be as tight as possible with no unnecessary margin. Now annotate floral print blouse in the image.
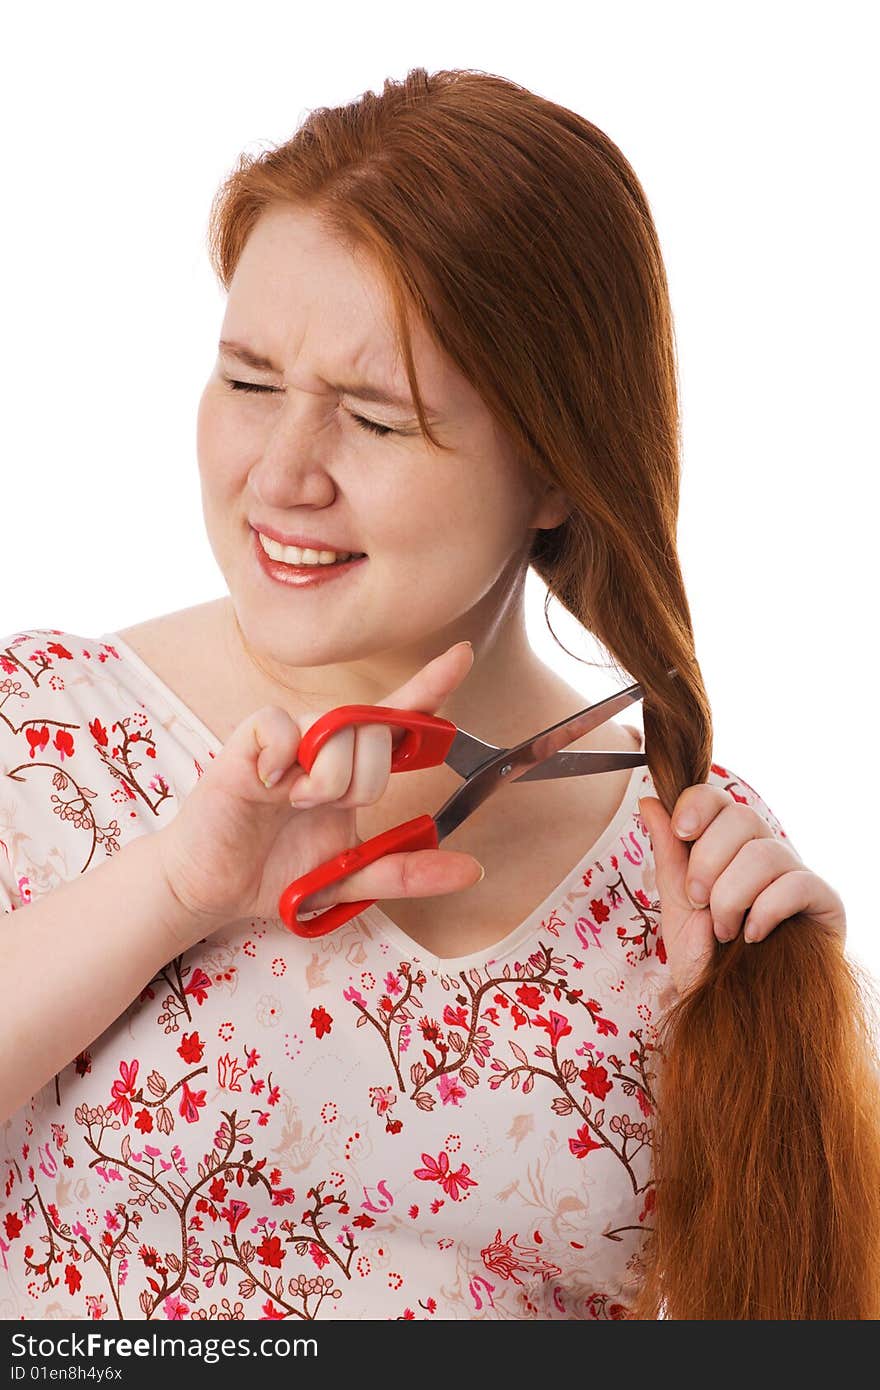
[0,628,794,1321]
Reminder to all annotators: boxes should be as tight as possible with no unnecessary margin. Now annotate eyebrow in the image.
[218,340,442,420]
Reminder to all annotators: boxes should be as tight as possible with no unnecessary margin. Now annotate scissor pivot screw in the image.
[499,764,513,777]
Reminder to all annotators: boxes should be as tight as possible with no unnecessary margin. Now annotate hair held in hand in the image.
[205,67,880,1317]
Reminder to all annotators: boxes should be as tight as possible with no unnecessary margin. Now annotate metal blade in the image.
[434,677,653,842]
[515,748,647,781]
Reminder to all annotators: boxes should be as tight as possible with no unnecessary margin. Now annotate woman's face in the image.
[197,203,568,685]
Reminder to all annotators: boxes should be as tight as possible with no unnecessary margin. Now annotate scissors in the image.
[277,668,675,937]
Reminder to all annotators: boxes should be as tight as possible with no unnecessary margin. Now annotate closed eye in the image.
[223,379,395,437]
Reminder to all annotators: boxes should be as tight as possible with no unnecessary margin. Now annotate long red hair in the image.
[205,67,880,1317]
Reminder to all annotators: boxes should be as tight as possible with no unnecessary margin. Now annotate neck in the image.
[220,568,575,750]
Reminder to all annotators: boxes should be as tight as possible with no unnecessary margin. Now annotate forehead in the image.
[221,205,475,411]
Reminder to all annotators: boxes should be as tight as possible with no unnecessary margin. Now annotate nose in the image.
[247,395,341,508]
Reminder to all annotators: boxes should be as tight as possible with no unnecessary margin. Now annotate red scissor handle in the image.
[296,705,457,775]
[278,814,440,937]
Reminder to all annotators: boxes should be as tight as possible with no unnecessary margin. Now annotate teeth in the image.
[258,533,359,566]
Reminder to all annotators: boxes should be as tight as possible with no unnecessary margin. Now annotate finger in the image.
[377,640,475,716]
[742,869,846,944]
[302,849,485,911]
[671,784,735,839]
[239,706,304,800]
[288,722,356,807]
[707,836,801,941]
[682,802,779,913]
[333,722,393,810]
[638,795,694,920]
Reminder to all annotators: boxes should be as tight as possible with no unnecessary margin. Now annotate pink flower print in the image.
[568,1123,603,1159]
[480,1229,563,1286]
[179,1081,206,1124]
[534,1010,572,1046]
[53,729,75,762]
[108,1060,139,1124]
[384,971,402,995]
[25,726,50,759]
[343,985,366,1007]
[414,1151,478,1201]
[368,1086,396,1117]
[163,1294,189,1319]
[438,1074,466,1107]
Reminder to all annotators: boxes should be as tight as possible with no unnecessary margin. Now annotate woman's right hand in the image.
[155,640,483,937]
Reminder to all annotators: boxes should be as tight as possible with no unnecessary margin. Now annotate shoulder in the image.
[704,757,797,854]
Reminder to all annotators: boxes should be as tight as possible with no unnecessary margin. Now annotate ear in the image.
[530,483,572,531]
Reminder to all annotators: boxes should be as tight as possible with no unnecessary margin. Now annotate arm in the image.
[0,831,209,1123]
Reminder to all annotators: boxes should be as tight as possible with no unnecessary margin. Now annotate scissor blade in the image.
[515,748,647,781]
[434,675,663,843]
[443,728,504,780]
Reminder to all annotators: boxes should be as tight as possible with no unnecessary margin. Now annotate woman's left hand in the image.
[638,788,847,998]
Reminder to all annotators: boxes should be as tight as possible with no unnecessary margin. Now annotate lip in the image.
[252,527,368,588]
[250,523,365,556]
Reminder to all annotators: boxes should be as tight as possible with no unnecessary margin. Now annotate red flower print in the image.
[208,1177,227,1204]
[64,1264,82,1294]
[511,1005,529,1030]
[590,898,610,924]
[414,1151,478,1201]
[108,1060,139,1125]
[219,1200,250,1232]
[74,1051,92,1076]
[47,642,73,660]
[54,729,75,762]
[310,1006,333,1039]
[443,1004,469,1027]
[656,935,667,964]
[177,1032,204,1064]
[89,718,108,747]
[352,1214,375,1230]
[4,1211,22,1240]
[133,1109,153,1135]
[138,1246,159,1267]
[418,1017,441,1043]
[257,1235,285,1268]
[25,726,49,759]
[261,1301,286,1319]
[309,1243,329,1269]
[579,1063,612,1101]
[534,1011,572,1046]
[179,1081,207,1124]
[515,984,543,1010]
[183,968,212,1005]
[568,1124,603,1159]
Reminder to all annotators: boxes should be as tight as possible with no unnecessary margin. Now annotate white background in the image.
[2,2,877,983]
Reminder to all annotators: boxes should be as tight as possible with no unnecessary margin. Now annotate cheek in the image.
[196,389,250,489]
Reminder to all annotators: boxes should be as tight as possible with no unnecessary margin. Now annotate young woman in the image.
[1,68,876,1321]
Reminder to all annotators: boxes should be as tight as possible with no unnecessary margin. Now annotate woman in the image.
[1,68,877,1320]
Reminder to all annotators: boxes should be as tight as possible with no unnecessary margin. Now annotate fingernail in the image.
[291,799,316,809]
[688,881,708,908]
[261,769,282,789]
[476,863,486,882]
[675,815,698,836]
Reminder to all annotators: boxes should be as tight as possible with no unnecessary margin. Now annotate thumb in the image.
[377,640,475,720]
[638,795,693,918]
